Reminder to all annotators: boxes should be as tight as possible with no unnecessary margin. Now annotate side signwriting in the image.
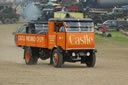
[69,34,94,45]
[49,35,56,44]
[18,35,44,42]
[18,35,25,41]
[17,34,46,47]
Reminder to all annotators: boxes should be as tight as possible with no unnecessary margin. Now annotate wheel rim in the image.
[53,53,58,65]
[25,51,30,62]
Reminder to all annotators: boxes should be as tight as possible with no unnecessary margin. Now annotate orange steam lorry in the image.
[16,18,97,68]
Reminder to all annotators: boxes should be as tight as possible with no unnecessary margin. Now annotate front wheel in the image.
[24,47,38,65]
[52,49,63,68]
[86,53,96,67]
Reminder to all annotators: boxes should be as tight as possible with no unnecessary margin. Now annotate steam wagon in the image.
[16,18,97,67]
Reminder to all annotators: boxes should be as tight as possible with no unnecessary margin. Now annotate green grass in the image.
[95,31,128,42]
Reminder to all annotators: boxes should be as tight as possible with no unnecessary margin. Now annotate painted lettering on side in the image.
[49,35,56,44]
[37,36,44,42]
[26,36,36,42]
[18,35,25,41]
[69,35,93,45]
[18,35,45,42]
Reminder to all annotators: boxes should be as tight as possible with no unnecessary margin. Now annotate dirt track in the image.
[0,24,128,85]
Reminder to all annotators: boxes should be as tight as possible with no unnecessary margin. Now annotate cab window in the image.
[54,23,65,32]
[65,21,94,32]
[59,26,65,32]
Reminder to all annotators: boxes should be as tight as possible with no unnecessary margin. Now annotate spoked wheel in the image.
[52,49,63,68]
[86,53,96,67]
[24,47,38,65]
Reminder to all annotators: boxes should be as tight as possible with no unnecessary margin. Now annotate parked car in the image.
[96,20,128,31]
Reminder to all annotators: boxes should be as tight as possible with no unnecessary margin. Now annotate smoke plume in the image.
[22,3,41,21]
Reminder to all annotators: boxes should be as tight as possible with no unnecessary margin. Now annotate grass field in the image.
[95,31,128,48]
[95,31,128,42]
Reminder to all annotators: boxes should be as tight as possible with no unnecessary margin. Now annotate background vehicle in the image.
[16,18,96,68]
[79,0,128,8]
[96,20,128,31]
[87,8,128,24]
[0,3,20,24]
[105,8,128,20]
[40,8,54,21]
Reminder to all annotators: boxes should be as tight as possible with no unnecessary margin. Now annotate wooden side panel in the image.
[16,33,26,46]
[16,33,47,48]
[25,34,36,47]
[36,35,48,48]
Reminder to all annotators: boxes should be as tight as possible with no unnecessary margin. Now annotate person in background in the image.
[65,13,74,18]
[102,24,106,36]
[62,6,67,12]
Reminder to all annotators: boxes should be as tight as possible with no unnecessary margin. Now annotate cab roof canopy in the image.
[49,18,93,22]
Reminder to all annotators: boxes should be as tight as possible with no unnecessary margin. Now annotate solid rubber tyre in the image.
[52,49,63,68]
[86,53,96,67]
[24,47,38,65]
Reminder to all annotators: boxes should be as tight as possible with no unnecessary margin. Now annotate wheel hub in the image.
[26,51,30,62]
[53,53,58,65]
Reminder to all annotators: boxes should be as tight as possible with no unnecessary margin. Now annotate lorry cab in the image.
[16,18,96,68]
[48,18,95,50]
[48,18,96,67]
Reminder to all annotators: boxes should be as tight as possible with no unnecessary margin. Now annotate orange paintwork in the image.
[16,33,26,46]
[47,21,56,49]
[25,51,30,62]
[57,32,66,50]
[16,21,95,51]
[25,34,36,46]
[16,33,47,48]
[47,22,66,49]
[66,32,95,50]
[53,53,58,65]
[48,32,56,49]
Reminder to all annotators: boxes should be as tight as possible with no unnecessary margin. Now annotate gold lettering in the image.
[69,35,74,45]
[18,35,25,41]
[79,37,84,45]
[38,37,44,42]
[69,34,93,45]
